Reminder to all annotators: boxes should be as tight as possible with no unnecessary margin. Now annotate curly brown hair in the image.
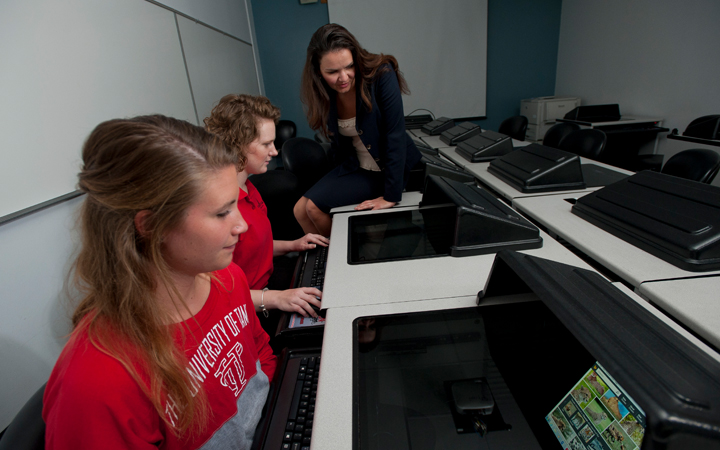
[204,94,281,171]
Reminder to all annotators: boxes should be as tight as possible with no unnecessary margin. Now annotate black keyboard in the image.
[309,246,328,290]
[281,356,320,450]
[294,245,328,290]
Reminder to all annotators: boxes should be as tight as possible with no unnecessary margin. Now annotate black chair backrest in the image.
[250,170,305,240]
[661,148,720,184]
[281,137,332,193]
[498,115,529,141]
[557,129,607,160]
[0,383,45,450]
[543,122,581,148]
[275,120,297,153]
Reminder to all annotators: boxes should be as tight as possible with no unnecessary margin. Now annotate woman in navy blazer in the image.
[293,23,421,237]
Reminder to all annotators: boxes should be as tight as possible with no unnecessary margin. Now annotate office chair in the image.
[0,383,46,450]
[661,149,720,184]
[558,129,607,160]
[543,122,581,148]
[272,120,296,169]
[498,115,529,141]
[281,137,332,195]
[250,169,305,241]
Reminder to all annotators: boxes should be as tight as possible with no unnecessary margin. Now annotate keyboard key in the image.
[303,437,311,445]
[304,427,312,436]
[286,421,295,431]
[292,443,301,450]
[295,424,304,432]
[284,432,293,441]
[282,443,291,450]
[298,408,307,416]
[293,432,303,441]
[297,416,306,424]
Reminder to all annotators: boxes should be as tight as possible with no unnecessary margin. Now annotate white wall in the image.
[0,0,260,429]
[0,197,82,429]
[555,0,720,183]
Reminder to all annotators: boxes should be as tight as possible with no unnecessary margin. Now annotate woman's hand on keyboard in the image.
[293,233,329,252]
[267,287,323,318]
[275,234,329,255]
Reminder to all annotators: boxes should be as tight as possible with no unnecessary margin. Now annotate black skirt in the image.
[303,165,385,213]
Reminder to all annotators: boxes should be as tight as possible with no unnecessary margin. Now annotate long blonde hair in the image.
[72,114,237,436]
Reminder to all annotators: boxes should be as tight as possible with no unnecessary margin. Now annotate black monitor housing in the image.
[440,122,482,146]
[488,143,586,193]
[572,170,720,271]
[455,130,513,162]
[420,175,542,256]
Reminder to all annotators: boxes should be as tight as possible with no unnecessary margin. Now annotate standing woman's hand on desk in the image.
[254,287,323,318]
[355,196,396,211]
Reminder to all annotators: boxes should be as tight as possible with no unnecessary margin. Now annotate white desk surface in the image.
[558,116,663,128]
[438,147,634,203]
[329,190,424,215]
[512,194,720,288]
[638,276,720,350]
[321,206,594,309]
[312,282,720,450]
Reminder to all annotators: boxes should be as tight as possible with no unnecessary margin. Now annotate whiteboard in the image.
[0,0,262,219]
[178,15,261,123]
[153,0,253,43]
[328,0,487,119]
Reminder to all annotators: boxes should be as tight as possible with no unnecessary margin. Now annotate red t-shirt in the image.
[233,181,274,290]
[43,264,277,450]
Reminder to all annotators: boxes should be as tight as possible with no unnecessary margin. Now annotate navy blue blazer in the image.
[325,65,421,203]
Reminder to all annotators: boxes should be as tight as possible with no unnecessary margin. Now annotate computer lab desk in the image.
[329,190,424,214]
[310,282,720,450]
[437,146,635,204]
[637,276,720,351]
[320,205,595,310]
[511,193,720,289]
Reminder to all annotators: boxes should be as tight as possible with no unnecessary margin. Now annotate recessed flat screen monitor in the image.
[348,205,457,264]
[546,362,646,450]
[353,301,628,449]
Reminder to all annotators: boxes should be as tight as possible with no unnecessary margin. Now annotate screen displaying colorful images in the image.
[546,362,646,449]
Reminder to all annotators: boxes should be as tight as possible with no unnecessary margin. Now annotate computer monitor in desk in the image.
[572,170,720,272]
[352,251,720,449]
[455,130,513,162]
[347,175,542,264]
[487,143,628,193]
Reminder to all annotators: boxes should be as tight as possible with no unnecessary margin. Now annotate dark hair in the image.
[301,23,409,134]
[73,114,237,436]
[204,94,281,171]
